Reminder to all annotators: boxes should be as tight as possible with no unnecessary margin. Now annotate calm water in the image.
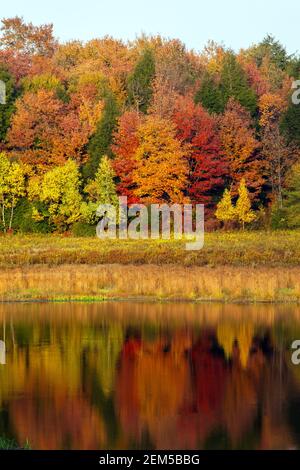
[0,301,300,450]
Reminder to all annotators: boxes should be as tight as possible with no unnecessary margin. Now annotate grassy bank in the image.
[0,437,30,450]
[1,231,300,302]
[1,230,300,267]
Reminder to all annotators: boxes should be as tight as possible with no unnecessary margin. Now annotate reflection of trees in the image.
[0,315,299,449]
[222,365,258,445]
[217,321,254,368]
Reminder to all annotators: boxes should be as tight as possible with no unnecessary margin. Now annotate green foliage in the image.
[11,199,52,233]
[219,52,257,115]
[0,68,18,141]
[0,436,30,450]
[271,204,288,230]
[195,73,223,114]
[195,53,257,115]
[250,35,290,70]
[84,92,119,179]
[284,163,300,228]
[127,48,155,113]
[271,164,300,229]
[281,100,300,146]
[71,221,96,237]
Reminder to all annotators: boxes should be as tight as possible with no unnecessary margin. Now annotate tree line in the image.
[1,16,300,233]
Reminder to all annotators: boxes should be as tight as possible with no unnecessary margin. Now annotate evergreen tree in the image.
[281,101,300,146]
[194,73,223,114]
[127,48,155,113]
[235,179,256,229]
[215,188,235,224]
[220,52,257,115]
[251,35,289,70]
[84,92,119,179]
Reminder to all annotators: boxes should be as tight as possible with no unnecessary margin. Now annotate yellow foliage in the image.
[132,115,189,204]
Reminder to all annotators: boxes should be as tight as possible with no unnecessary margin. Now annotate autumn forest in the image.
[0,17,300,234]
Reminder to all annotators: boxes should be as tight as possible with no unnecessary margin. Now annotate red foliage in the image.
[173,96,228,206]
[112,110,142,203]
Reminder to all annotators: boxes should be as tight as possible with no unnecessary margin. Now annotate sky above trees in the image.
[1,0,299,54]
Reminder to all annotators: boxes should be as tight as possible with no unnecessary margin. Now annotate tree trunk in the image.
[1,201,6,233]
[9,200,14,231]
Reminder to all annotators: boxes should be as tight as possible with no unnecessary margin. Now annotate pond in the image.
[0,301,300,450]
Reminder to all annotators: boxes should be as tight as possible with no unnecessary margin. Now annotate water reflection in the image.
[0,302,300,449]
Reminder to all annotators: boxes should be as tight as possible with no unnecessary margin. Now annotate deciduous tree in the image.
[235,179,256,229]
[0,152,26,231]
[132,115,189,203]
[215,189,235,224]
[112,110,142,203]
[219,98,263,199]
[173,96,227,206]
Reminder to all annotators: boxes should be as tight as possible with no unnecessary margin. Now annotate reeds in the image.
[1,264,300,302]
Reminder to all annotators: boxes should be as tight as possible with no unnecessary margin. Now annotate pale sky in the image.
[1,0,299,54]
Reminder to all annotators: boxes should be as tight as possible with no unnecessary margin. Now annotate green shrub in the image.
[271,205,288,230]
[71,222,96,237]
[11,199,52,234]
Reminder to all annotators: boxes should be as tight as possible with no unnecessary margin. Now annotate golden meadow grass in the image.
[1,264,300,302]
[1,231,300,302]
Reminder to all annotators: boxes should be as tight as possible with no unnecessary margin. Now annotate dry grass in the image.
[1,231,299,302]
[1,264,300,302]
[0,231,300,268]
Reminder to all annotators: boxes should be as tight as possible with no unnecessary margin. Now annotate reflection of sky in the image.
[0,0,299,54]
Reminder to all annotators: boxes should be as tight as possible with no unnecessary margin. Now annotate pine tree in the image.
[250,35,289,70]
[215,188,235,224]
[195,53,257,115]
[127,48,155,113]
[194,73,223,114]
[84,92,119,179]
[220,52,257,115]
[281,101,300,146]
[235,179,256,229]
